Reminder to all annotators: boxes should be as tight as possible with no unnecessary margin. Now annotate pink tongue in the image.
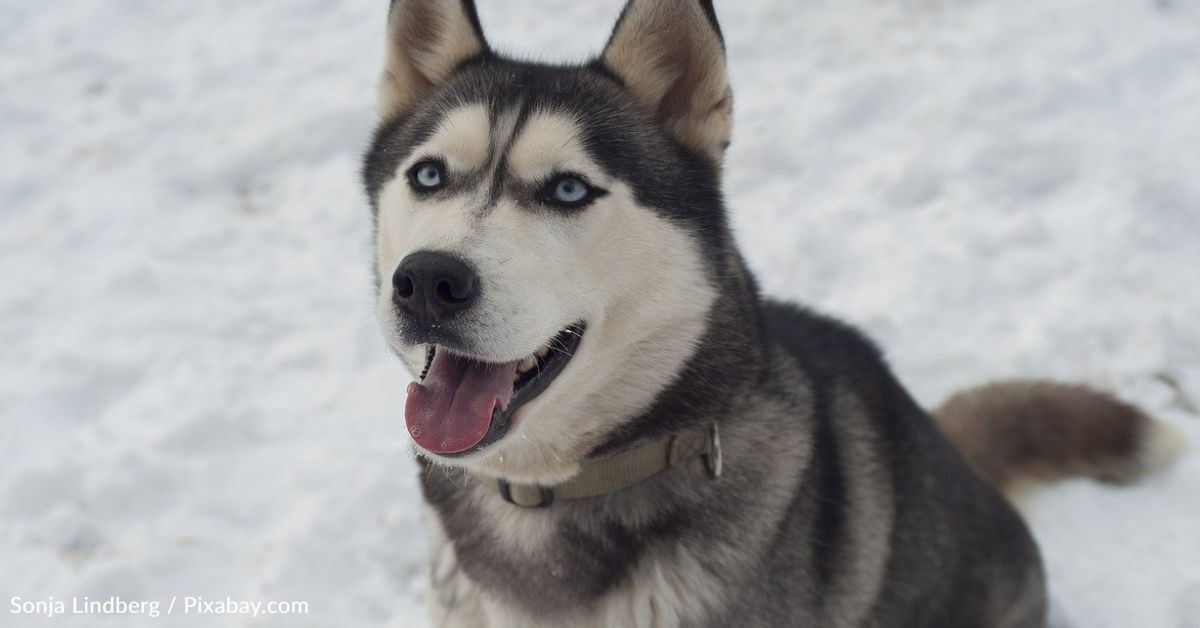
[405,350,518,454]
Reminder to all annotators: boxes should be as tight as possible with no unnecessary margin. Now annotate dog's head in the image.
[364,0,745,483]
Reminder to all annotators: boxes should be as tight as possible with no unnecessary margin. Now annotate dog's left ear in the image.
[601,0,732,164]
[377,0,489,120]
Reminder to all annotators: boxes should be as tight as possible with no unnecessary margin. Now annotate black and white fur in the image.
[362,1,1184,626]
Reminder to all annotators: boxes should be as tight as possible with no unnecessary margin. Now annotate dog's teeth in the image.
[518,355,537,373]
[536,345,550,358]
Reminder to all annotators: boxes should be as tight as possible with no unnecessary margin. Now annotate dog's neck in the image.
[589,266,767,458]
[496,422,722,508]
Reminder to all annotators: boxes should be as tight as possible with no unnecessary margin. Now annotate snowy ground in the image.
[2,0,1198,626]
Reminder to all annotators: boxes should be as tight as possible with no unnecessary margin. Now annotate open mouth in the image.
[403,323,586,456]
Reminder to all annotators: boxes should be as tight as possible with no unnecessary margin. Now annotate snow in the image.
[1,0,1197,626]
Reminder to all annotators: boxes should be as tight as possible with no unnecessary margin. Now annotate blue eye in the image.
[409,161,444,190]
[539,175,601,209]
[554,177,590,203]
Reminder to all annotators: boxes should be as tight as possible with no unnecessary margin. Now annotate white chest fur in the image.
[419,504,723,628]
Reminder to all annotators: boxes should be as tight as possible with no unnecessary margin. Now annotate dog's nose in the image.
[392,251,479,324]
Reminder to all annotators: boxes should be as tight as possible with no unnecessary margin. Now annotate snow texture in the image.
[1,0,1198,626]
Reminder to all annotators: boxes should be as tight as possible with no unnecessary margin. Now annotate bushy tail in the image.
[933,380,1186,501]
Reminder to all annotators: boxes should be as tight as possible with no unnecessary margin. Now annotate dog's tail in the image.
[932,380,1186,502]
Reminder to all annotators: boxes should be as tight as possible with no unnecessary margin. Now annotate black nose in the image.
[392,251,479,325]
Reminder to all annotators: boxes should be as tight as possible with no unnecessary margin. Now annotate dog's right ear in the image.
[377,0,489,120]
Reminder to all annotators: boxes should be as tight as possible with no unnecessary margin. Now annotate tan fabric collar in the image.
[497,423,723,508]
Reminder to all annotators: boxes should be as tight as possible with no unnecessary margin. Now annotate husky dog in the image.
[362,1,1185,626]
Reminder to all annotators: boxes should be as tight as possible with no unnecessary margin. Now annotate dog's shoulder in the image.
[760,299,889,385]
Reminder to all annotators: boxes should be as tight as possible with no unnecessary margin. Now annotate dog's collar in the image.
[496,423,723,508]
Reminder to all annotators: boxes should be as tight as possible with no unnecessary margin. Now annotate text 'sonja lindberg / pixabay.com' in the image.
[10,596,309,618]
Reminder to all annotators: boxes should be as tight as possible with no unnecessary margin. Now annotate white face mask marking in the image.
[376,106,717,481]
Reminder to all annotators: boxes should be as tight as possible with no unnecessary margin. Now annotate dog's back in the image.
[714,301,1041,627]
[751,300,1181,627]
